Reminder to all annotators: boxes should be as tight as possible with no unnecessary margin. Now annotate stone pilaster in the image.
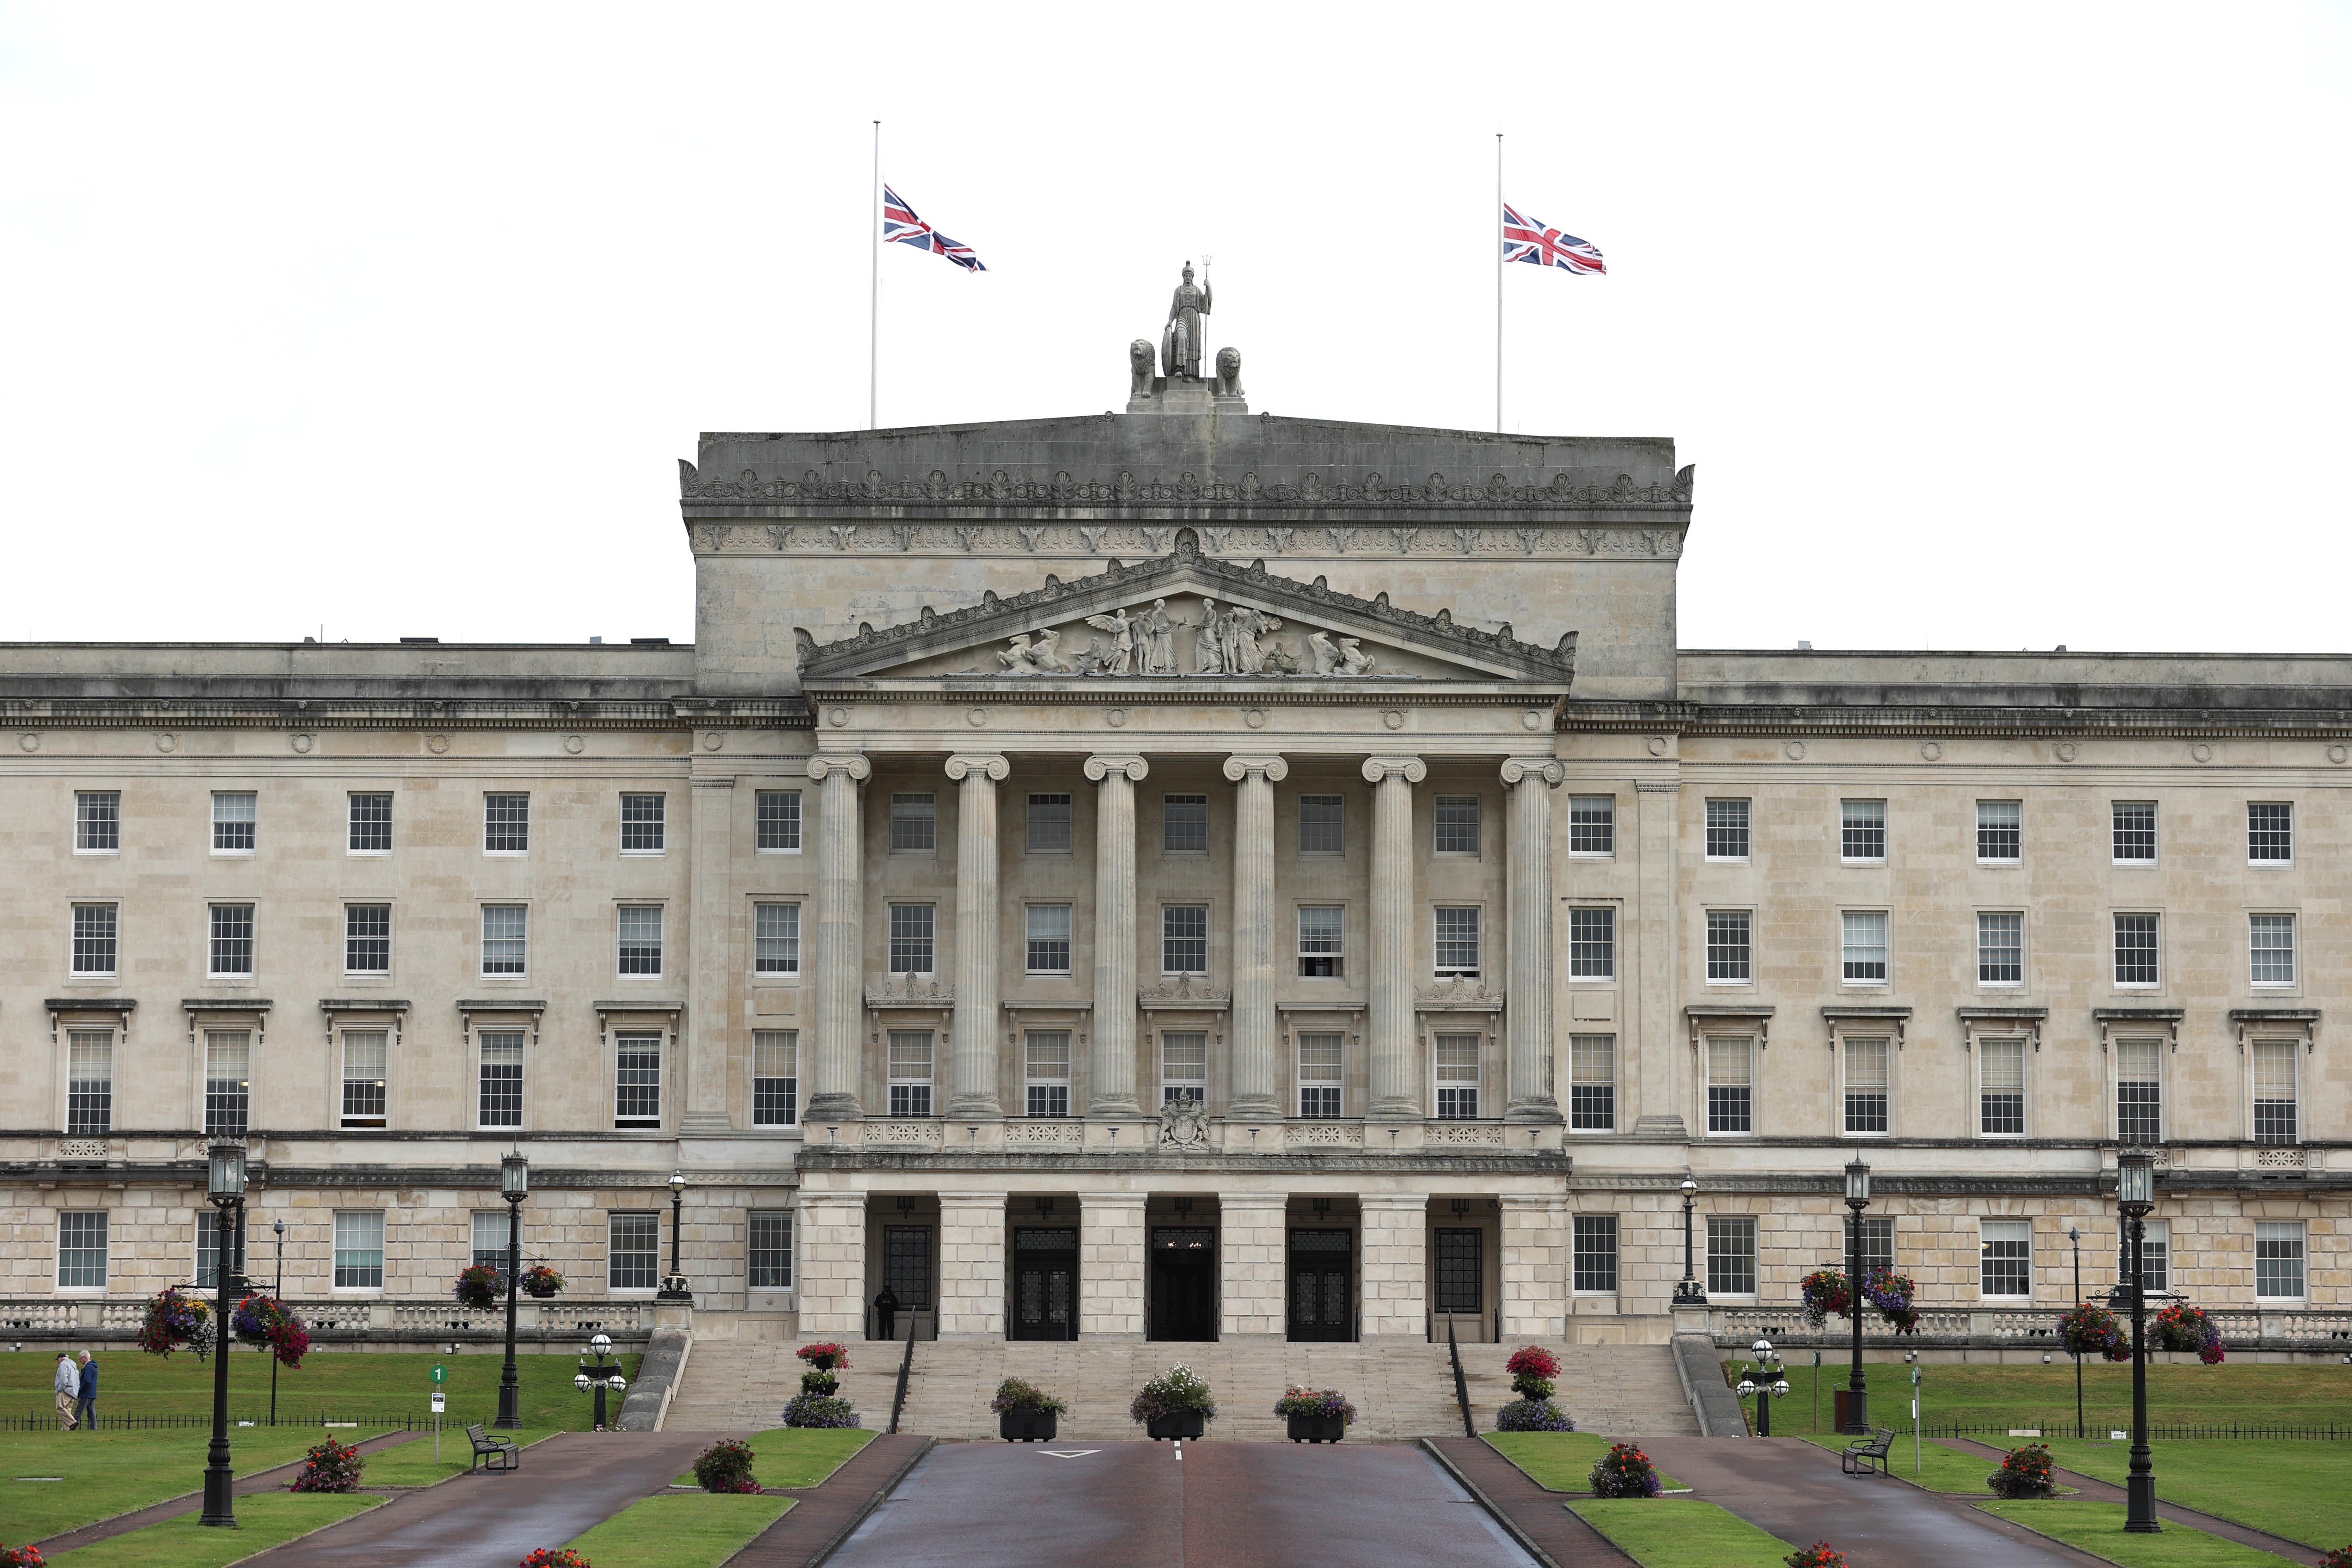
[1359,1194,1430,1336]
[1632,780,1687,1135]
[1500,1193,1569,1340]
[1363,756,1426,1119]
[1084,755,1148,1117]
[794,1191,867,1335]
[682,774,737,1133]
[1218,1191,1289,1339]
[1078,1191,1147,1339]
[1222,755,1288,1119]
[937,1190,1008,1339]
[945,754,1008,1119]
[806,754,870,1122]
[1502,757,1566,1124]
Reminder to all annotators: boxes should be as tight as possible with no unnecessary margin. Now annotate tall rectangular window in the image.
[1841,910,1888,982]
[333,1211,385,1289]
[71,903,117,976]
[196,1209,245,1285]
[1568,907,1615,979]
[607,1214,659,1291]
[1840,799,1886,861]
[1569,1035,1615,1131]
[1024,1031,1071,1118]
[1298,794,1344,854]
[1434,1032,1480,1120]
[481,905,528,975]
[1568,796,1615,854]
[340,1030,389,1128]
[1980,1038,2025,1136]
[1858,1216,1895,1276]
[1572,1215,1620,1293]
[2254,1221,2306,1299]
[1704,798,1750,860]
[484,793,530,853]
[1297,905,1344,977]
[75,791,121,852]
[1976,800,2021,862]
[2113,913,2159,986]
[2132,1220,2170,1294]
[208,903,255,976]
[1162,904,1207,974]
[1843,1038,1889,1134]
[2248,802,2293,863]
[1296,1032,1343,1118]
[1163,793,1208,853]
[614,1033,662,1126]
[472,1211,509,1268]
[754,903,801,975]
[2112,801,2156,862]
[1977,912,2023,984]
[617,905,664,975]
[890,792,935,851]
[1434,795,1480,854]
[756,789,802,850]
[1706,1037,1754,1134]
[349,792,393,852]
[888,903,935,974]
[1161,1032,1206,1105]
[887,1031,933,1116]
[1706,1215,1757,1296]
[212,792,257,852]
[1433,906,1481,977]
[204,1030,251,1137]
[2250,914,2297,985]
[1026,904,1072,973]
[748,1212,793,1289]
[2252,1039,2299,1143]
[620,793,666,852]
[2115,1038,2162,1143]
[1978,1219,2031,1298]
[345,903,391,974]
[478,1030,524,1129]
[1706,910,1752,982]
[753,1030,797,1126]
[58,1212,108,1289]
[66,1030,113,1134]
[1026,793,1072,853]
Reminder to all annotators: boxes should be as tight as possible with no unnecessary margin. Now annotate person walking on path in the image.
[873,1286,899,1341]
[75,1350,98,1431]
[54,1351,80,1429]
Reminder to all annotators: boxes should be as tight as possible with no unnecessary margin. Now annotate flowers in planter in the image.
[521,1264,567,1299]
[781,1392,862,1429]
[1129,1363,1218,1426]
[1784,1546,1847,1568]
[1272,1387,1357,1426]
[691,1439,761,1494]
[2317,1547,2352,1568]
[992,1378,1070,1416]
[1588,1442,1660,1498]
[137,1287,214,1360]
[287,1436,365,1494]
[518,1552,590,1568]
[1801,1268,1918,1332]
[454,1264,504,1309]
[1497,1345,1571,1431]
[0,1542,48,1567]
[232,1293,311,1369]
[2056,1301,2129,1362]
[2153,1304,2225,1365]
[1986,1443,2057,1499]
[796,1341,852,1372]
[1494,1398,1575,1432]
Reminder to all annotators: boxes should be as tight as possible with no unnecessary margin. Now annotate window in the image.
[888,903,935,974]
[345,903,391,974]
[66,1030,112,1135]
[890,792,935,852]
[1841,910,1888,983]
[2113,913,2160,986]
[1706,1215,1757,1296]
[2124,1220,2169,1295]
[70,903,117,976]
[2112,801,2156,863]
[756,789,802,851]
[748,1212,793,1289]
[1704,798,1749,860]
[884,1225,933,1310]
[2254,1222,2306,1300]
[1025,905,1072,974]
[754,903,800,975]
[2250,914,2296,986]
[1568,907,1615,979]
[887,1031,933,1116]
[1434,906,1481,977]
[1843,1038,1890,1135]
[615,1032,662,1126]
[2251,1039,2298,1143]
[1434,794,1480,854]
[1976,800,2021,862]
[1161,1032,1206,1105]
[1569,796,1615,855]
[1296,1032,1342,1118]
[1573,1215,1619,1293]
[472,1211,510,1269]
[1162,904,1207,974]
[1569,1035,1615,1131]
[208,903,255,976]
[1163,793,1209,853]
[1297,905,1344,977]
[204,1030,250,1137]
[1027,793,1072,853]
[212,792,257,852]
[57,1213,108,1289]
[617,905,664,975]
[1977,912,2023,985]
[2248,802,2293,864]
[75,791,120,852]
[1297,793,1345,855]
[1024,1031,1071,1117]
[349,792,392,853]
[1979,1219,2031,1298]
[333,1211,385,1289]
[1980,1038,2025,1136]
[620,793,665,852]
[1434,1033,1480,1120]
[478,1030,524,1128]
[196,1209,245,1285]
[484,793,530,853]
[2115,1038,2162,1143]
[752,1031,797,1126]
[607,1214,659,1291]
[481,905,527,975]
[1706,911,1752,983]
[1858,1216,1895,1276]
[340,1030,389,1128]
[1840,799,1885,861]
[1433,1228,1482,1313]
[1706,1037,1754,1134]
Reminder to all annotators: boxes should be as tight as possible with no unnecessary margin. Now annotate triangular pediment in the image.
[793,531,1576,685]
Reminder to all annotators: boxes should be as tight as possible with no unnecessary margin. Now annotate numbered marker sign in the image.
[431,1365,447,1384]
[431,1391,447,1414]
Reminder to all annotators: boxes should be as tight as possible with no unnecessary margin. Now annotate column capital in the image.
[943,753,1009,782]
[1084,754,1149,783]
[808,753,870,783]
[1361,756,1427,785]
[1500,757,1565,788]
[1222,754,1289,784]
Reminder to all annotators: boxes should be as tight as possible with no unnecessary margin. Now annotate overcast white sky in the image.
[3,3,2347,653]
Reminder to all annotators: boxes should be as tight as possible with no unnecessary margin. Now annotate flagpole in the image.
[870,119,880,430]
[1494,132,1503,435]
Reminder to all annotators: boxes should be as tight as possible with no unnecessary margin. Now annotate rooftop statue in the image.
[1162,260,1213,380]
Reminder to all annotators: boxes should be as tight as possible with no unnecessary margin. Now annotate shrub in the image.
[287,1436,364,1494]
[1130,1363,1218,1425]
[782,1392,862,1429]
[136,1287,214,1360]
[1987,1443,2057,1499]
[1272,1387,1357,1426]
[454,1264,503,1310]
[1494,1399,1574,1433]
[2057,1301,2129,1363]
[2317,1548,2352,1568]
[519,1552,590,1568]
[1784,1547,1847,1568]
[691,1439,760,1494]
[796,1341,852,1372]
[1504,1345,1561,1381]
[521,1264,566,1298]
[992,1378,1069,1416]
[0,1542,48,1567]
[1588,1441,1661,1499]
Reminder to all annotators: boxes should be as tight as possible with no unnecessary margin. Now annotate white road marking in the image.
[1038,1449,1101,1458]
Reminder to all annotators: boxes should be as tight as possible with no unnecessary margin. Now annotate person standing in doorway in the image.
[75,1350,98,1431]
[54,1352,80,1429]
[873,1285,899,1341]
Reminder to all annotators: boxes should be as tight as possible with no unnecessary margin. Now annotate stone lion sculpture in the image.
[1215,346,1243,398]
[1130,339,1156,399]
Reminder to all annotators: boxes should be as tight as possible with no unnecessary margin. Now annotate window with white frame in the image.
[1569,1035,1615,1131]
[1843,1037,1890,1135]
[1298,794,1344,854]
[1841,910,1888,983]
[58,1212,108,1289]
[1858,1216,1895,1276]
[212,791,257,853]
[1840,799,1885,861]
[71,903,117,976]
[349,791,392,853]
[1434,794,1480,854]
[76,790,121,852]
[752,1030,796,1126]
[204,1030,250,1137]
[1706,1037,1754,1134]
[341,1029,389,1128]
[2250,914,2296,986]
[2251,1039,2299,1143]
[1024,1031,1071,1117]
[1573,1215,1619,1293]
[66,1029,113,1134]
[889,903,936,974]
[1568,906,1615,979]
[1706,910,1752,982]
[1027,793,1072,853]
[2111,801,2156,863]
[209,903,255,977]
[1296,1032,1343,1118]
[333,1210,384,1289]
[1433,906,1481,977]
[481,905,527,976]
[1163,793,1208,853]
[748,1211,793,1289]
[345,903,391,974]
[1568,795,1615,855]
[617,905,664,976]
[2254,1221,2305,1299]
[1163,904,1207,974]
[1979,1037,2026,1136]
[1297,905,1343,977]
[890,792,936,852]
[2121,1219,2169,1294]
[484,792,530,853]
[196,1209,245,1284]
[620,793,666,852]
[1978,1219,2031,1298]
[2248,802,2293,864]
[472,1210,510,1268]
[614,1032,662,1127]
[754,903,800,976]
[1976,800,2021,862]
[1706,1214,1757,1295]
[2115,1038,2162,1143]
[887,1031,933,1116]
[607,1213,659,1290]
[1977,912,2023,985]
[756,789,802,851]
[1160,1032,1206,1105]
[1704,797,1750,860]
[1434,1032,1480,1119]
[478,1029,524,1128]
[1026,905,1072,974]
[2113,913,2159,986]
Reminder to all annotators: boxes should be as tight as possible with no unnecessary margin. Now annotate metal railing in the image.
[0,1296,648,1341]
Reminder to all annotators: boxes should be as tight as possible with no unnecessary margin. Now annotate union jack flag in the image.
[882,185,986,273]
[1501,204,1605,276]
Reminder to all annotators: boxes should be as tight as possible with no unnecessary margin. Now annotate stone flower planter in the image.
[1286,1412,1346,1444]
[1145,1411,1207,1441]
[1000,1408,1058,1442]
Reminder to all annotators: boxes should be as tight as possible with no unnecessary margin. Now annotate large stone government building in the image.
[3,297,2343,1362]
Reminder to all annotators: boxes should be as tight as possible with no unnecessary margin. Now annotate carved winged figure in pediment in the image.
[1083,609,1135,674]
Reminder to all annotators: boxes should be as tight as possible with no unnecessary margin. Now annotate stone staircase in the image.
[661,1336,910,1433]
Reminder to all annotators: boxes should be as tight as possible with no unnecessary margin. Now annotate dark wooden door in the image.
[1149,1225,1216,1341]
[1288,1228,1354,1342]
[1011,1227,1077,1341]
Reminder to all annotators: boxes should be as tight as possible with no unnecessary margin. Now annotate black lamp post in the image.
[658,1171,692,1302]
[269,1218,285,1428]
[496,1151,528,1429]
[1674,1176,1706,1305]
[576,1332,627,1431]
[2069,1224,2084,1441]
[1736,1337,1791,1435]
[1843,1158,1871,1434]
[2117,1148,2160,1534]
[199,1136,246,1527]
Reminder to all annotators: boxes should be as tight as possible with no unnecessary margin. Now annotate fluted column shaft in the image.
[1364,756,1426,1119]
[946,753,1008,1118]
[1223,754,1288,1119]
[807,754,870,1121]
[1086,754,1148,1117]
[1504,757,1566,1123]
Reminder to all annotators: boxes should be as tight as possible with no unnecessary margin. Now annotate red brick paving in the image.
[727,1432,932,1568]
[1426,1436,1637,1567]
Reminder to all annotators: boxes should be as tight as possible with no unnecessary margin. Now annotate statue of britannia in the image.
[1161,260,1213,380]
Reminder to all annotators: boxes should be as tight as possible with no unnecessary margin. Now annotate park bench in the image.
[466,1422,520,1474]
[1841,1427,1895,1477]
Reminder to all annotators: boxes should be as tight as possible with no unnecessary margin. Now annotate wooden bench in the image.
[466,1423,520,1474]
[1841,1426,1896,1476]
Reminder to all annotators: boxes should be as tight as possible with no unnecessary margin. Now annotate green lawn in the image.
[2034,1439,2352,1550]
[1745,1358,2352,1433]
[1791,1431,2021,1494]
[669,1427,875,1489]
[1978,1501,2304,1567]
[358,1426,564,1488]
[1,1428,391,1542]
[37,1491,382,1567]
[1568,1499,1795,1568]
[1482,1432,1685,1492]
[562,1492,793,1567]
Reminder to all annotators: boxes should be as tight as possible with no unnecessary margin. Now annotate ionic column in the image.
[1222,754,1288,1120]
[1503,758,1566,1124]
[1085,754,1149,1117]
[945,753,1008,1119]
[1363,756,1427,1120]
[806,754,870,1122]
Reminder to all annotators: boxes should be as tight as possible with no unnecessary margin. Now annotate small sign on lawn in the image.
[2007,1428,2041,1437]
[2111,1430,2129,1441]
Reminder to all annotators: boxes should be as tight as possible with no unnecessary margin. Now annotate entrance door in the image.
[881,1225,933,1339]
[1011,1226,1077,1341]
[1288,1228,1354,1342]
[1149,1225,1217,1341]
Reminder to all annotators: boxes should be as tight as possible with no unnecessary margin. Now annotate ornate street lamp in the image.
[1843,1159,1871,1434]
[1673,1176,1706,1305]
[2117,1149,2160,1534]
[2069,1224,2085,1441]
[200,1137,247,1527]
[1735,1337,1792,1436]
[270,1218,285,1428]
[657,1171,693,1302]
[495,1151,529,1429]
[576,1332,628,1431]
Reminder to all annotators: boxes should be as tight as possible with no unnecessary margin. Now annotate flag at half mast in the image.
[882,186,987,273]
[1501,204,1605,276]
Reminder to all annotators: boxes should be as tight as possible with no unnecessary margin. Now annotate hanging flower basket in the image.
[796,1341,852,1372]
[2057,1301,2129,1362]
[1802,1268,1918,1333]
[137,1287,214,1360]
[1799,1269,1851,1328]
[455,1264,503,1310]
[232,1293,311,1369]
[2153,1304,2225,1364]
[521,1265,566,1299]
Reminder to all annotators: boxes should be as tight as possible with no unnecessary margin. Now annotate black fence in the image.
[1921,1420,2352,1441]
[3,1411,432,1433]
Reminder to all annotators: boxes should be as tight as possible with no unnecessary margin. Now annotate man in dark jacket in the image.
[75,1351,98,1431]
[873,1286,899,1341]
